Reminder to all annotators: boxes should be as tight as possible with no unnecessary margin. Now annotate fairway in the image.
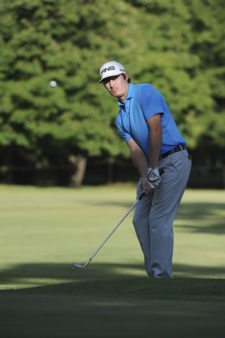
[0,185,225,338]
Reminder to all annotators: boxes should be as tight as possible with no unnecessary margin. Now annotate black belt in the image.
[160,144,187,160]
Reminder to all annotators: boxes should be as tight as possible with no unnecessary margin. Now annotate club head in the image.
[72,262,88,269]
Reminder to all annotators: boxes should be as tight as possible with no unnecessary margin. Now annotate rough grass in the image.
[0,185,225,338]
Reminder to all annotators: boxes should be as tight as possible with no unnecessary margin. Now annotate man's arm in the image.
[127,139,151,194]
[126,114,162,194]
[147,113,162,168]
[127,138,148,177]
[145,113,163,190]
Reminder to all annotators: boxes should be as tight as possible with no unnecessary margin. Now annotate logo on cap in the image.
[100,66,116,75]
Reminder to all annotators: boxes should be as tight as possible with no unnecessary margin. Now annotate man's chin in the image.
[110,91,120,98]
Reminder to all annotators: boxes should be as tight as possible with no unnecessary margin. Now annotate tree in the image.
[0,0,224,186]
[187,0,225,160]
[108,0,225,163]
[0,0,129,185]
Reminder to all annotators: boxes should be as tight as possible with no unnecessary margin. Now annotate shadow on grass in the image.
[176,202,225,234]
[0,262,225,301]
[1,263,225,338]
[87,198,225,235]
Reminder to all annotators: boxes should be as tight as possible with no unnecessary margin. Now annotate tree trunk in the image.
[69,154,87,187]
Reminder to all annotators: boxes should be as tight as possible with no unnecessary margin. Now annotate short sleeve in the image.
[116,114,132,142]
[140,85,164,119]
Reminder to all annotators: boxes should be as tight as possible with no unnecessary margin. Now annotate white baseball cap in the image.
[99,61,126,83]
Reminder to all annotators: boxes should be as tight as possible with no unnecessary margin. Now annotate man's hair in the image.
[122,74,131,83]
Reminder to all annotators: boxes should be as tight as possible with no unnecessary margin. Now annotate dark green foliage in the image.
[0,0,127,165]
[0,0,224,177]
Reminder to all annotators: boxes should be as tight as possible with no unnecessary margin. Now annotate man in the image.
[99,60,191,278]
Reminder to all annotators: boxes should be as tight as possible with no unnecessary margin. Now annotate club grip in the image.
[138,191,145,200]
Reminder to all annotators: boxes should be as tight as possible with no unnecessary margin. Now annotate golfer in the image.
[99,60,192,278]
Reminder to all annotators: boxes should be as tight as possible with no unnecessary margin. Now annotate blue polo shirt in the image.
[116,83,186,159]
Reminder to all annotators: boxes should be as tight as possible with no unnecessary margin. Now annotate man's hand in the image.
[147,167,161,189]
[141,176,152,195]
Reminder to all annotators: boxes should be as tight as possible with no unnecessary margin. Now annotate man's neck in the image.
[118,84,129,102]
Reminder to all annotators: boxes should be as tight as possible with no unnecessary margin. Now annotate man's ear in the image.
[123,73,129,82]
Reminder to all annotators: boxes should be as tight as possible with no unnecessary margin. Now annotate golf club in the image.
[72,191,145,269]
[72,169,164,269]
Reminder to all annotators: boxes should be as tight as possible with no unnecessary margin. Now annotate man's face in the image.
[103,74,129,101]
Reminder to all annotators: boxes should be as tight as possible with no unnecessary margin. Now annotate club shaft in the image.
[74,169,164,268]
[87,192,145,263]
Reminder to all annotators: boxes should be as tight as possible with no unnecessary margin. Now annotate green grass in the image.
[0,185,225,338]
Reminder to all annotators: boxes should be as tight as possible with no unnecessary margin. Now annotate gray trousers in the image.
[133,149,192,278]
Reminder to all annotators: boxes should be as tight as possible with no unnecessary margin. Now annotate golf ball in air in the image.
[49,80,57,88]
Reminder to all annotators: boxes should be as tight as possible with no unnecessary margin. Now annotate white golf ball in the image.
[49,80,57,88]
